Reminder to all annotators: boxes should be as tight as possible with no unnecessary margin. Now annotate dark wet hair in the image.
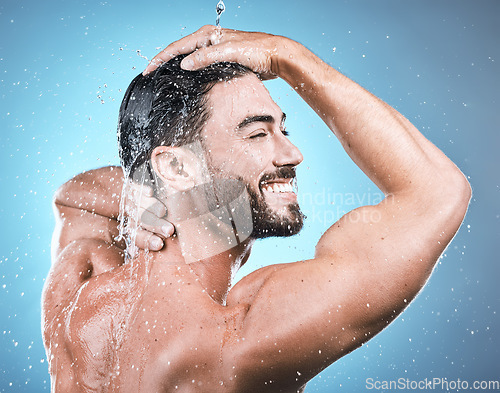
[117,55,252,178]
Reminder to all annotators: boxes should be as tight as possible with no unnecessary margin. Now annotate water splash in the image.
[136,49,149,62]
[215,0,225,27]
[116,162,150,263]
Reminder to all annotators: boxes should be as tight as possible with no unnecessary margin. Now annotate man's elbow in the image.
[53,188,68,211]
[459,173,472,210]
[53,176,75,207]
[449,169,471,210]
[52,172,90,210]
[437,168,472,224]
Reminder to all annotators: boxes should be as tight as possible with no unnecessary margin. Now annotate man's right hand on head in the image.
[142,25,286,80]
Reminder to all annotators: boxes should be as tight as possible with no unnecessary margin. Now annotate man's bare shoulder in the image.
[51,263,131,344]
[42,239,122,339]
[42,248,135,391]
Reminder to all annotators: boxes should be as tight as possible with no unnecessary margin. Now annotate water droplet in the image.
[136,50,149,62]
[215,0,225,27]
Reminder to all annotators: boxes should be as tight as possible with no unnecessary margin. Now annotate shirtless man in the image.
[42,26,471,392]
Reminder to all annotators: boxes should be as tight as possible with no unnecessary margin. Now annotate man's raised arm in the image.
[43,166,173,339]
[51,166,173,261]
[146,26,471,388]
[51,166,123,260]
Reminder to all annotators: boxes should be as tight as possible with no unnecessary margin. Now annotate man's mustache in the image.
[259,167,297,187]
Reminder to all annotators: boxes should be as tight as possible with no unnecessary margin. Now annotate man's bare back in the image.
[42,26,470,392]
[44,241,306,392]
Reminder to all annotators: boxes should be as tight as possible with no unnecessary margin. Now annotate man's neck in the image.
[146,235,254,305]
[145,180,255,303]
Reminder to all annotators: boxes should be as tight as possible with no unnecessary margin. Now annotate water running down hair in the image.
[118,55,252,179]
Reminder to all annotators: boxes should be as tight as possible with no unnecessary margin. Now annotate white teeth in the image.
[263,181,293,193]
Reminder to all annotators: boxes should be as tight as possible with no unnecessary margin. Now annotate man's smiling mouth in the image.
[261,179,294,194]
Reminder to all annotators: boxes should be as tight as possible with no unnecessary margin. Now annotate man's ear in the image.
[151,146,201,192]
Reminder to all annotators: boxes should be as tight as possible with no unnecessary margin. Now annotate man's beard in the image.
[206,166,305,240]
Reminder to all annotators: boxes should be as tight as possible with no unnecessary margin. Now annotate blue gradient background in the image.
[1,1,498,391]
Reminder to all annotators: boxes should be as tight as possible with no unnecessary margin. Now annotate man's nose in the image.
[272,134,304,167]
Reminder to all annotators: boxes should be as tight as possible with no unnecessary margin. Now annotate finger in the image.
[126,189,166,221]
[141,210,175,237]
[143,25,218,75]
[144,200,167,218]
[140,210,174,237]
[134,228,164,251]
[145,35,211,74]
[180,44,238,70]
[141,221,175,238]
[130,198,165,222]
[181,44,277,80]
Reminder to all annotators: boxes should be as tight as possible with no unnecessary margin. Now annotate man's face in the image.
[201,74,304,239]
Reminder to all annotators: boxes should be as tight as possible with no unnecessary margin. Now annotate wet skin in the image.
[43,26,470,393]
[202,74,303,210]
[45,247,292,392]
[43,75,308,393]
[200,75,304,237]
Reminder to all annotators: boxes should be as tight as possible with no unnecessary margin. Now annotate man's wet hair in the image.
[118,54,252,178]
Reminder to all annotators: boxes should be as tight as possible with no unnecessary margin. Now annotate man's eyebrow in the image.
[236,113,287,130]
[280,113,287,129]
